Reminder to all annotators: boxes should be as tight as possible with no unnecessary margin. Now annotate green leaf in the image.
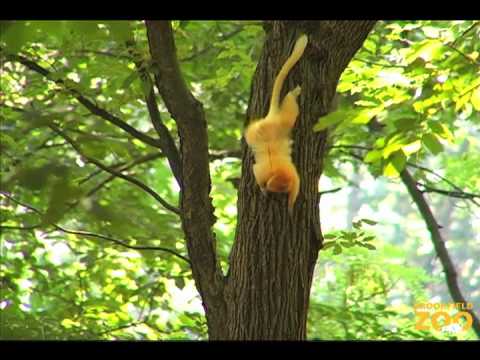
[313,105,358,131]
[364,150,383,163]
[352,106,383,124]
[323,158,344,178]
[42,176,81,225]
[428,122,454,142]
[422,133,443,155]
[313,114,343,131]
[141,77,153,97]
[323,233,337,239]
[455,93,471,112]
[390,150,407,173]
[361,243,377,250]
[394,118,416,131]
[352,221,362,229]
[333,245,342,255]
[321,241,336,250]
[174,277,186,290]
[122,72,139,89]
[360,219,377,226]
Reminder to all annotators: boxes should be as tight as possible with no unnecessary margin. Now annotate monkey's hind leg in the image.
[279,86,302,128]
[252,163,269,196]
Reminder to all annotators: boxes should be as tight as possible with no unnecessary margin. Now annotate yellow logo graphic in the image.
[414,302,474,332]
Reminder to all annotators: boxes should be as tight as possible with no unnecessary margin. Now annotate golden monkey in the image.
[245,34,308,213]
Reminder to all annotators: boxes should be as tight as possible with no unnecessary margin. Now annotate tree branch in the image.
[209,149,242,160]
[49,124,181,215]
[0,191,190,265]
[125,40,183,185]
[400,169,480,337]
[451,21,480,46]
[84,152,164,198]
[80,149,239,195]
[444,43,480,65]
[330,144,373,151]
[417,182,480,203]
[407,162,480,207]
[4,53,162,149]
[145,20,226,338]
[340,149,480,206]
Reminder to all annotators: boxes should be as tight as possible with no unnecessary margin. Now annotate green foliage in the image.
[324,20,479,179]
[309,238,473,340]
[1,20,479,340]
[322,219,378,254]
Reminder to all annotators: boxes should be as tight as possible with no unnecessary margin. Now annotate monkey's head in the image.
[266,169,293,194]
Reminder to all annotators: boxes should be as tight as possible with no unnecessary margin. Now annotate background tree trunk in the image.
[222,21,376,340]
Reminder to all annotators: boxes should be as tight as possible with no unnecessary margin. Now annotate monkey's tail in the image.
[269,34,308,115]
[288,170,300,214]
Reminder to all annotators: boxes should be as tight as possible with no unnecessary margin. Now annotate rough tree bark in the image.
[147,20,376,340]
[224,21,376,340]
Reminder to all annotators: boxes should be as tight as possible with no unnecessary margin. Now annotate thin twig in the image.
[0,191,190,264]
[126,40,183,185]
[179,26,244,62]
[319,187,343,195]
[452,21,479,46]
[417,182,480,205]
[352,57,406,69]
[4,53,162,149]
[444,43,480,65]
[48,124,181,215]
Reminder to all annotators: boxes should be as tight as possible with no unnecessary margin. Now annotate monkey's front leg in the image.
[279,86,301,129]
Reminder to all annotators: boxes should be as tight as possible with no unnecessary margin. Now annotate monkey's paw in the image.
[291,86,301,97]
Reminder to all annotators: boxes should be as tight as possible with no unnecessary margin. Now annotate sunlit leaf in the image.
[352,106,384,124]
[364,149,382,163]
[402,141,421,156]
[406,39,443,63]
[471,87,480,111]
[383,161,400,178]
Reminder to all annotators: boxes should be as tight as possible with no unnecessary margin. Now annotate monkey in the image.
[244,34,308,213]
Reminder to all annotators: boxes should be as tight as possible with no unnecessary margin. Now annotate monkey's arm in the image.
[278,85,301,130]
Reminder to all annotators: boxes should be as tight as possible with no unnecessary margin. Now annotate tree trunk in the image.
[221,21,376,340]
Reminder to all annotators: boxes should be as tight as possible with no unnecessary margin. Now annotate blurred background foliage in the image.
[0,20,479,340]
